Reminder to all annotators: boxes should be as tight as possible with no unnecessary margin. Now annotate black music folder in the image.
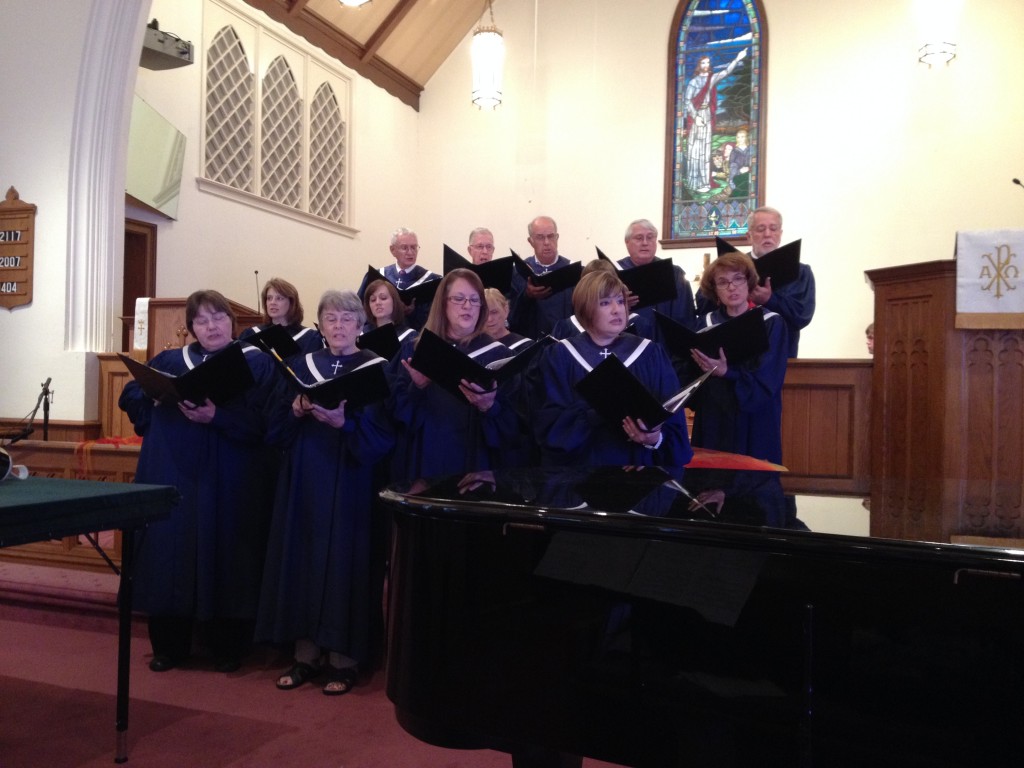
[596,247,679,309]
[442,245,515,294]
[655,308,769,365]
[511,250,583,294]
[356,323,402,361]
[752,239,802,288]
[244,323,301,359]
[575,355,714,430]
[715,236,742,257]
[119,343,255,406]
[364,265,441,306]
[278,356,390,411]
[409,330,553,402]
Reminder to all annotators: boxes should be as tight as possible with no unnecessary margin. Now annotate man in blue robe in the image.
[357,227,439,330]
[696,206,815,357]
[508,215,575,338]
[618,218,697,332]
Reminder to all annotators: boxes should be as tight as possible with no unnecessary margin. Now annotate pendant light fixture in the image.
[471,0,504,109]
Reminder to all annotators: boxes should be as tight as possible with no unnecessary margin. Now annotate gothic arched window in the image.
[663,0,766,247]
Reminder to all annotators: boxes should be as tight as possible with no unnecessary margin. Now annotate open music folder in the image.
[714,236,802,288]
[409,329,553,402]
[575,355,714,429]
[243,323,301,359]
[655,308,769,365]
[118,343,255,406]
[595,247,679,309]
[275,355,390,411]
[442,244,515,294]
[356,322,402,361]
[510,250,583,294]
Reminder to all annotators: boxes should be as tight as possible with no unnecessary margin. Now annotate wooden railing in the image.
[780,359,872,495]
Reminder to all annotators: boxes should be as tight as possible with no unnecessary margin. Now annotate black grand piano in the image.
[382,466,1024,768]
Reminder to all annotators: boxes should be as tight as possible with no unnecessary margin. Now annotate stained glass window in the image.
[664,0,765,246]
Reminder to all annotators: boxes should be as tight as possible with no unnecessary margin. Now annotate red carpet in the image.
[0,563,623,768]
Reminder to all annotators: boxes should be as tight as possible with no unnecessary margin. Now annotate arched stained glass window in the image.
[663,0,766,247]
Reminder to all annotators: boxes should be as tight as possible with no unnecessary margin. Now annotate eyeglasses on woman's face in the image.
[448,294,482,306]
[714,275,747,290]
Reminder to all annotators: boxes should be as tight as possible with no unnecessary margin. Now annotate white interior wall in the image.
[1,0,1022,422]
[417,0,1024,359]
[133,0,421,311]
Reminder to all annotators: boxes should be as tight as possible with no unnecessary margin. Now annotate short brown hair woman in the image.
[119,289,279,673]
[688,252,789,463]
[533,270,692,467]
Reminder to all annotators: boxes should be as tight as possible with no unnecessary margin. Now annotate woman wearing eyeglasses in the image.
[257,290,394,696]
[118,290,279,675]
[688,251,789,463]
[390,268,519,478]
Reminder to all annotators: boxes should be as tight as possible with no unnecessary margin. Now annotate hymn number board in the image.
[0,186,36,310]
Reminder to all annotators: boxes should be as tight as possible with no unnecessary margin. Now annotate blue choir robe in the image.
[118,342,278,620]
[688,307,789,464]
[239,321,324,355]
[696,259,815,358]
[616,255,698,333]
[507,255,575,338]
[761,262,815,358]
[357,263,440,331]
[255,348,395,662]
[495,330,532,351]
[490,330,537,468]
[390,333,519,480]
[533,332,693,467]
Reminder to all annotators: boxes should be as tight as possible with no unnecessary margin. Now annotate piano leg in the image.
[510,748,583,768]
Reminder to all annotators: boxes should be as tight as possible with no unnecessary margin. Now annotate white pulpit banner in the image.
[955,230,1024,329]
[134,297,150,351]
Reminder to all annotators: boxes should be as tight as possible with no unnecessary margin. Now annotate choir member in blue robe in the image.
[355,227,439,330]
[746,207,814,358]
[484,287,537,467]
[361,278,419,355]
[257,290,394,695]
[533,270,693,467]
[688,251,790,464]
[118,290,278,674]
[484,288,532,352]
[239,277,323,354]
[391,268,519,480]
[696,207,814,357]
[617,218,697,333]
[507,215,576,338]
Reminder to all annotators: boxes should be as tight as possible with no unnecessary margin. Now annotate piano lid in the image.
[381,465,1024,571]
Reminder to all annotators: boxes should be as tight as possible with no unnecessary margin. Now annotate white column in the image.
[65,0,150,352]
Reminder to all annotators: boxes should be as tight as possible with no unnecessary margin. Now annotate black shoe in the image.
[149,654,178,672]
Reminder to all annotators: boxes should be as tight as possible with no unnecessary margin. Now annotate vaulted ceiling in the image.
[242,0,491,110]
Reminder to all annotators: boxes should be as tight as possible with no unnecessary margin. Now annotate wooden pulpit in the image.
[866,260,1024,541]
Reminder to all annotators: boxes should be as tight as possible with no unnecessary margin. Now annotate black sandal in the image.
[275,661,319,690]
[322,665,356,696]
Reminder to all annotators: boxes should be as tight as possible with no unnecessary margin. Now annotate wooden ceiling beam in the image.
[242,0,422,109]
[359,0,420,63]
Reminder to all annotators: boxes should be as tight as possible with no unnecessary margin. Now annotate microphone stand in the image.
[41,378,51,441]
